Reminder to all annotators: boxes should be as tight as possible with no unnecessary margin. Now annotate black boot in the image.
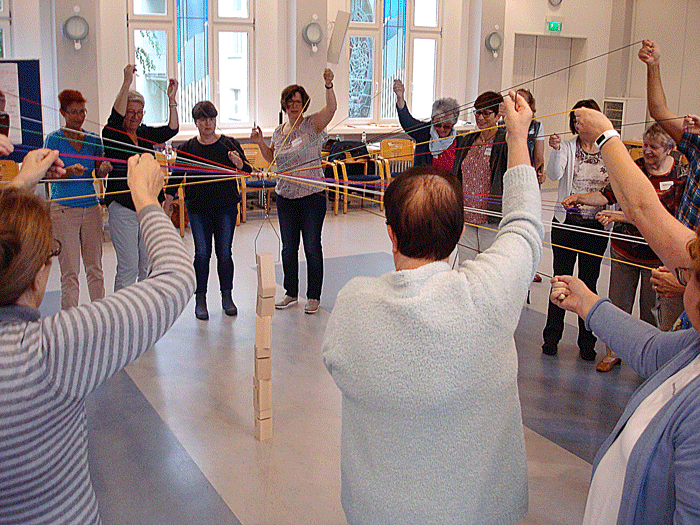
[195,292,209,320]
[222,289,238,316]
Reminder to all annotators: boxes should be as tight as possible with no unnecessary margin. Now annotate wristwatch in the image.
[595,129,620,149]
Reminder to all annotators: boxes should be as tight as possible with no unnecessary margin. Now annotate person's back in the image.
[324,258,531,524]
[324,94,543,525]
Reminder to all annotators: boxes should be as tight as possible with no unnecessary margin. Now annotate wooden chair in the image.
[628,148,642,161]
[322,159,342,215]
[379,138,414,185]
[0,159,19,182]
[240,143,276,223]
[333,150,385,213]
[156,151,189,236]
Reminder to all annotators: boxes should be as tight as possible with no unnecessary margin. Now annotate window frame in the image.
[127,0,255,130]
[346,0,442,124]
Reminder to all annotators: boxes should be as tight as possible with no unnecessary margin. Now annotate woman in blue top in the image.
[44,90,112,309]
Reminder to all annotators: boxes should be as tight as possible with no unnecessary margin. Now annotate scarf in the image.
[429,126,456,157]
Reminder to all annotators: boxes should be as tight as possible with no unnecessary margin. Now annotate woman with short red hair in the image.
[44,89,112,308]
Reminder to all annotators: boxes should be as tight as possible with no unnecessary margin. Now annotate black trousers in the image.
[543,216,609,350]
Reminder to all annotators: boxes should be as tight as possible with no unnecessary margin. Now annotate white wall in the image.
[501,0,613,111]
[627,0,700,116]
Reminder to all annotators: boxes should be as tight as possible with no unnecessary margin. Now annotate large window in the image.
[127,0,254,127]
[348,0,441,122]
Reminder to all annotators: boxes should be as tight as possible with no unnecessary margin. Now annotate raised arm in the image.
[504,91,533,168]
[313,69,337,133]
[393,79,406,111]
[114,65,136,117]
[42,153,195,398]
[638,40,683,144]
[166,78,179,131]
[574,108,693,269]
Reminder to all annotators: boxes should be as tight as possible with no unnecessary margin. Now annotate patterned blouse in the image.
[571,141,608,220]
[272,116,327,199]
[460,140,493,225]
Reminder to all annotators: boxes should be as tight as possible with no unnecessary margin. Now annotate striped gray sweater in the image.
[0,205,195,524]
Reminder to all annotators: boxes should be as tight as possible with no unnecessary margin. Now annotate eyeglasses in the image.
[474,109,495,118]
[287,99,304,107]
[65,109,87,116]
[432,122,453,130]
[125,110,145,118]
[675,266,693,287]
[47,239,62,263]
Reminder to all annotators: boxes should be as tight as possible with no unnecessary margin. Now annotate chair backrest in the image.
[380,138,414,162]
[628,148,642,161]
[242,143,271,170]
[327,140,370,162]
[0,160,19,182]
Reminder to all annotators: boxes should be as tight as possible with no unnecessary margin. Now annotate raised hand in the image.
[638,40,660,67]
[123,64,136,85]
[127,153,164,211]
[683,114,700,136]
[573,108,615,146]
[167,78,179,100]
[250,126,264,145]
[323,68,334,88]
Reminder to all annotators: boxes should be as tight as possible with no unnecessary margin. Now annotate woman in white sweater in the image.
[0,143,195,525]
[542,99,610,361]
[323,92,543,525]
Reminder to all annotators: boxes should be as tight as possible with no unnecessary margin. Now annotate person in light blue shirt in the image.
[44,89,112,308]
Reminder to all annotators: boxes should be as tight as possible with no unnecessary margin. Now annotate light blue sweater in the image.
[323,164,543,525]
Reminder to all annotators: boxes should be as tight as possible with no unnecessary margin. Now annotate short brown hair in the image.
[280,84,310,112]
[58,89,86,111]
[570,99,601,135]
[0,188,53,305]
[192,100,218,121]
[474,91,503,113]
[384,166,464,261]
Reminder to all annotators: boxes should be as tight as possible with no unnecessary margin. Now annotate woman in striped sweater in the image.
[0,143,195,524]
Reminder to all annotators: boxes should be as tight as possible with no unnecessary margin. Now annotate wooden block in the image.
[256,252,276,298]
[255,416,273,441]
[255,316,271,348]
[253,385,272,412]
[253,376,272,401]
[255,407,272,420]
[254,357,272,380]
[256,294,275,317]
[254,345,271,358]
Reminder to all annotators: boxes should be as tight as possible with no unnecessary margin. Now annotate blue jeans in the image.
[188,204,237,294]
[276,191,326,300]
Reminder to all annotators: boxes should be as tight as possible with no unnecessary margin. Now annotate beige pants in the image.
[50,202,105,309]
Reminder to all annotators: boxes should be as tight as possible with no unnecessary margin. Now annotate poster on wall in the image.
[0,61,22,144]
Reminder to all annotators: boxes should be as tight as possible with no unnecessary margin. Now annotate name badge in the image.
[659,181,673,191]
[484,147,492,157]
[291,137,303,148]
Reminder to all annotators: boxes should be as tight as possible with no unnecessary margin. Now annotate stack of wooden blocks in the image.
[254,252,275,441]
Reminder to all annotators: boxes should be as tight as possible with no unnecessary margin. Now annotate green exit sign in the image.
[548,21,562,32]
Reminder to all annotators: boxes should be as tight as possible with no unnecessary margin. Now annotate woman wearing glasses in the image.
[392,79,460,171]
[102,64,179,291]
[44,90,112,309]
[453,91,509,262]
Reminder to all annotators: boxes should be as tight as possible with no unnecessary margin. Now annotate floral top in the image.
[460,141,492,225]
[272,116,327,199]
[570,141,608,220]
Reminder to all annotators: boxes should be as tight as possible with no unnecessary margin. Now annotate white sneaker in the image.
[304,299,320,314]
[275,295,298,309]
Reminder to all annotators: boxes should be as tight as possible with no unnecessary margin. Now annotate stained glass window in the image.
[380,0,406,119]
[177,0,210,124]
[349,37,374,118]
[351,0,375,23]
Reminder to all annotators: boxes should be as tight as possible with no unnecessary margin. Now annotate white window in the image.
[347,0,441,122]
[127,0,254,128]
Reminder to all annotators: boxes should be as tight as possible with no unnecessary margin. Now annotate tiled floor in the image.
[41,182,645,524]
